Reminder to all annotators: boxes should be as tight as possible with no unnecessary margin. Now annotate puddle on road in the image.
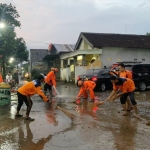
[0,99,74,150]
[1,88,150,150]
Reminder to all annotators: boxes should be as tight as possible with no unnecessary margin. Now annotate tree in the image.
[0,3,25,76]
[15,38,29,63]
[146,32,150,36]
[0,3,21,27]
[0,27,17,76]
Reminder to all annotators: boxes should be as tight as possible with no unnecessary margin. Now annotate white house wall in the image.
[100,47,150,67]
[60,68,66,81]
[75,66,87,82]
[60,67,71,82]
[78,39,92,50]
[75,60,102,83]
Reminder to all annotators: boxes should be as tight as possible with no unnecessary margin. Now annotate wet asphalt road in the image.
[0,82,150,150]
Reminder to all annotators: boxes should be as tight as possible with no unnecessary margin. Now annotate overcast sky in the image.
[1,0,150,50]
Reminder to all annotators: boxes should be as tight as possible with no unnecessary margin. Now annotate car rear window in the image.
[83,69,100,75]
[133,65,150,72]
[113,65,133,71]
[125,66,132,71]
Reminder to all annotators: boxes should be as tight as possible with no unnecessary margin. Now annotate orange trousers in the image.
[0,75,3,83]
[82,88,95,100]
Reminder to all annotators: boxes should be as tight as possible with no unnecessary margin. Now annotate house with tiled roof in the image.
[59,32,150,82]
[43,44,75,79]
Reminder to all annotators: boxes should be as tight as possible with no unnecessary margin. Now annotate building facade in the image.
[30,49,48,75]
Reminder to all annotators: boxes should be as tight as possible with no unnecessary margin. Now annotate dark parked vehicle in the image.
[111,61,142,71]
[112,63,150,91]
[77,69,112,91]
[127,64,150,91]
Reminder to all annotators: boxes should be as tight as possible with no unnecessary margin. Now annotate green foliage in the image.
[0,3,28,76]
[15,38,29,62]
[146,32,150,36]
[0,28,16,59]
[31,68,41,80]
[0,3,21,27]
[22,63,29,72]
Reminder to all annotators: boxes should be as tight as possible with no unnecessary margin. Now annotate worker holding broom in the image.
[16,74,49,121]
[106,75,140,118]
[76,80,96,103]
[44,67,58,97]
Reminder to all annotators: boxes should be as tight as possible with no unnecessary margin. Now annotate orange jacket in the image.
[118,70,132,79]
[0,74,3,83]
[78,81,96,97]
[45,71,56,87]
[113,78,135,93]
[18,80,48,102]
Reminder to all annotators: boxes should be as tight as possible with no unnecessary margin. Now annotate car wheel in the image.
[138,81,147,91]
[100,83,106,91]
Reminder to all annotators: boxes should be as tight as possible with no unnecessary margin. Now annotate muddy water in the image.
[0,84,150,150]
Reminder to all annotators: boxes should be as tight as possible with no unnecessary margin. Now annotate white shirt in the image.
[6,75,13,83]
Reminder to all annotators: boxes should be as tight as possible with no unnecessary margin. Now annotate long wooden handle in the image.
[57,106,76,119]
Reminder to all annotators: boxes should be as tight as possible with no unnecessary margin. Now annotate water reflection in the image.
[18,121,51,150]
[76,99,99,119]
[113,118,137,150]
[0,113,51,150]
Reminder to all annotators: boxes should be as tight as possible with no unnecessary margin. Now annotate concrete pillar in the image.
[73,56,77,66]
[61,59,64,68]
[73,56,77,72]
[82,54,86,66]
[73,56,77,82]
[67,58,70,66]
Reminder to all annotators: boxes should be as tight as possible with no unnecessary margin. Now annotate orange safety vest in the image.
[113,78,135,93]
[118,70,132,79]
[45,71,56,87]
[78,81,96,97]
[18,80,48,102]
[0,74,3,83]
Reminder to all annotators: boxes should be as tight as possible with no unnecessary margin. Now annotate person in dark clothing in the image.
[103,66,107,69]
[14,70,19,87]
[16,74,49,121]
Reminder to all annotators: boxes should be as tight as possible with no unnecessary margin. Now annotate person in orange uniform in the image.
[76,80,96,102]
[118,63,132,79]
[0,71,3,83]
[107,75,139,118]
[118,63,133,111]
[44,68,58,96]
[16,75,49,121]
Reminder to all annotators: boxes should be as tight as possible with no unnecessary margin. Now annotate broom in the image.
[57,106,76,120]
[95,89,121,106]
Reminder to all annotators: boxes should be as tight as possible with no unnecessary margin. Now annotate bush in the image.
[31,69,41,80]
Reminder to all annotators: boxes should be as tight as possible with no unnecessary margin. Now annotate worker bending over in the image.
[76,80,96,102]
